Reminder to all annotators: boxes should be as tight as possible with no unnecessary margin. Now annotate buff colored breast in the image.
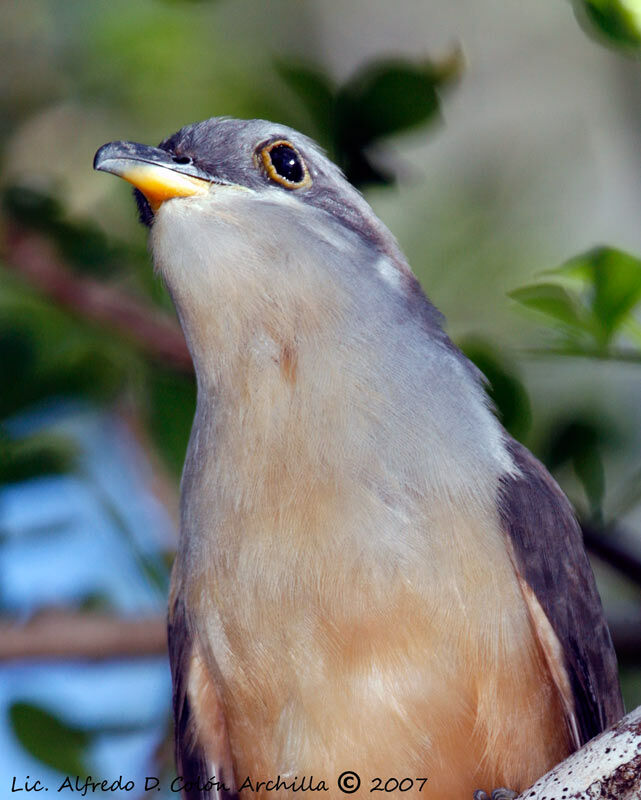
[183,476,570,799]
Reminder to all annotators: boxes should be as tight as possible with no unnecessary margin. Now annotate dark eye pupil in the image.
[269,145,304,183]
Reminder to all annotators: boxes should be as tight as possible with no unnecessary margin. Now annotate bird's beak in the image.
[93,141,212,212]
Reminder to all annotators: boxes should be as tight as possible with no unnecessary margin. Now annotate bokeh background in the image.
[2,0,641,797]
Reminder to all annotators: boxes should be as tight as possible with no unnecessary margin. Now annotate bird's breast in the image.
[182,464,570,798]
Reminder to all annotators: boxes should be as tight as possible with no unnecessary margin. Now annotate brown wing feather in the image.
[498,438,624,746]
[168,572,238,800]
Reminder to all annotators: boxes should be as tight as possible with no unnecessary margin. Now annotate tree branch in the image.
[582,521,641,588]
[0,610,167,661]
[516,705,641,799]
[2,225,192,372]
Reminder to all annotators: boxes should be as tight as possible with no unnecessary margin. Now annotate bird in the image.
[94,118,624,800]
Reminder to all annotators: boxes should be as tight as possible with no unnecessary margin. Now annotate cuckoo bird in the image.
[94,118,623,800]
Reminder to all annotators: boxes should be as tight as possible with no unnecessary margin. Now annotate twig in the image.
[0,611,167,661]
[523,346,641,364]
[582,522,641,588]
[2,225,192,372]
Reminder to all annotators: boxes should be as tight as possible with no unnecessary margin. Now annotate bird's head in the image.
[94,117,445,387]
[95,117,397,245]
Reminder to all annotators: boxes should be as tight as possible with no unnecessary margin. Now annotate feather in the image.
[498,439,624,746]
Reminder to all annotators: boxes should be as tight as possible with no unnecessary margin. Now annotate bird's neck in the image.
[174,273,512,581]
[151,199,514,576]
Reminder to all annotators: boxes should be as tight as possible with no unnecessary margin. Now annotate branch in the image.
[582,521,641,588]
[0,611,167,661]
[516,705,641,799]
[2,225,192,372]
[523,346,641,365]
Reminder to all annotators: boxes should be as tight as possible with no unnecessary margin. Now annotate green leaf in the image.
[338,61,442,144]
[508,282,588,331]
[336,56,460,186]
[541,417,615,517]
[0,430,77,484]
[590,248,641,337]
[574,0,641,48]
[623,315,641,348]
[545,247,641,345]
[0,325,37,403]
[274,60,336,146]
[9,702,93,777]
[2,185,63,230]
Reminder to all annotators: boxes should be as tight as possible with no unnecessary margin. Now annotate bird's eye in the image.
[259,140,311,189]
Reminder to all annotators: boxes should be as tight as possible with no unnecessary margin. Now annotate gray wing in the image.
[168,584,238,800]
[498,438,624,746]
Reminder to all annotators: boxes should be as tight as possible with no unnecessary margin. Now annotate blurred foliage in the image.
[0,180,195,488]
[0,429,77,484]
[277,52,462,186]
[9,700,159,779]
[620,667,641,710]
[0,271,140,421]
[510,246,641,520]
[541,416,611,519]
[510,247,641,357]
[2,184,162,301]
[148,369,197,476]
[573,0,641,49]
[3,186,128,279]
[10,702,94,777]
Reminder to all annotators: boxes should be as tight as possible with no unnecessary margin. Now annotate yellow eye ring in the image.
[259,140,311,189]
